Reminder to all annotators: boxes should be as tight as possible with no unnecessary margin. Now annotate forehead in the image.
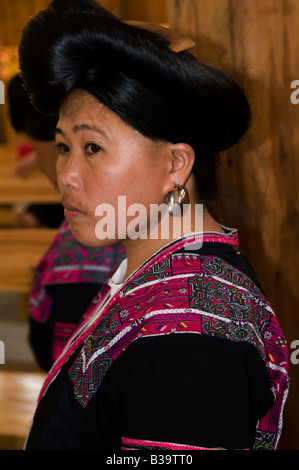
[59,90,111,122]
[57,89,141,140]
[57,90,155,149]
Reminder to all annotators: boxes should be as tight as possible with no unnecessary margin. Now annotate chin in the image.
[71,226,120,249]
[87,238,120,249]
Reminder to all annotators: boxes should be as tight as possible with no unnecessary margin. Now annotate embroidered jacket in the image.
[28,231,289,450]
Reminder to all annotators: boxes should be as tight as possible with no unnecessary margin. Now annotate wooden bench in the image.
[0,145,60,320]
[0,162,61,205]
[0,206,16,227]
[0,144,60,204]
[0,143,61,222]
[0,145,59,293]
[0,228,56,293]
[0,370,46,449]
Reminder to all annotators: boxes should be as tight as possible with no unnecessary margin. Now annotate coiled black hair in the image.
[18,0,251,203]
[8,74,57,141]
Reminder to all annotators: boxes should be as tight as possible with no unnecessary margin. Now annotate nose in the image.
[57,153,83,193]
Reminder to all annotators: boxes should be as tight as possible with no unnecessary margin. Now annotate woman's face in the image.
[55,90,172,247]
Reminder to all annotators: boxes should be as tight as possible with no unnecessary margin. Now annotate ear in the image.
[166,142,195,192]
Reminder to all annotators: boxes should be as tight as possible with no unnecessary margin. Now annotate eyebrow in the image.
[55,124,110,140]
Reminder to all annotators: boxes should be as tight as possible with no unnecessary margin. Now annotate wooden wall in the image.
[168,0,299,450]
[120,0,167,23]
[0,0,50,142]
[0,0,167,142]
[0,0,50,47]
[0,0,166,49]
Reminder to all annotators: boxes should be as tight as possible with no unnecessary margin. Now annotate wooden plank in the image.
[0,228,56,292]
[0,206,16,227]
[0,162,61,204]
[120,0,167,22]
[0,146,60,203]
[0,371,46,441]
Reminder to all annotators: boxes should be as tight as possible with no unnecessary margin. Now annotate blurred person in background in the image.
[8,73,64,228]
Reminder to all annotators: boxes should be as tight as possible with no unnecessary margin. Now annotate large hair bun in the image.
[8,74,57,141]
[50,0,117,15]
[19,1,250,155]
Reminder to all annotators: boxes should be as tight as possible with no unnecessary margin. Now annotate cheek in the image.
[88,155,162,214]
[57,176,66,197]
[56,158,66,191]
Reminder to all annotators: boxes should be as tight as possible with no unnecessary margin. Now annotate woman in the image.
[8,72,125,371]
[18,0,289,450]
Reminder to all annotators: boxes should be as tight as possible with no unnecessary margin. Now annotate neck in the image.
[122,207,225,281]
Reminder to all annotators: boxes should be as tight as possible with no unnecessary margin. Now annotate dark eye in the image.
[55,143,69,155]
[85,143,102,155]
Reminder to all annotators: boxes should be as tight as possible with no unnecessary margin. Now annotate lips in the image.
[63,201,85,217]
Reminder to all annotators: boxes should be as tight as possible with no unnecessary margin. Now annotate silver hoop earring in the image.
[165,186,186,217]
